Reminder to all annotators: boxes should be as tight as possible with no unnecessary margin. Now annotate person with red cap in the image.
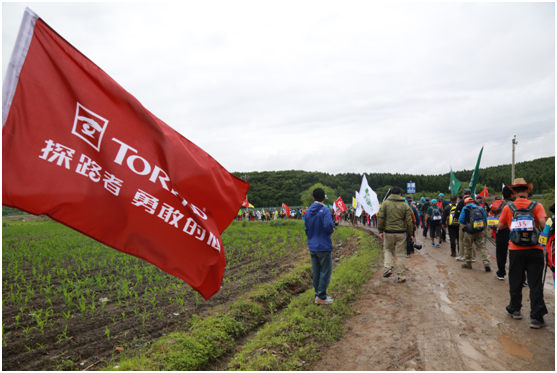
[498,178,548,329]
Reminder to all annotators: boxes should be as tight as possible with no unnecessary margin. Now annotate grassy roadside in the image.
[103,226,380,371]
[227,229,380,370]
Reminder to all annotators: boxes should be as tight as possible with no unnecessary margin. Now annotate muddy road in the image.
[312,224,555,371]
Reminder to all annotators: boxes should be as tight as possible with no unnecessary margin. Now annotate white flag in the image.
[355,191,363,217]
[357,175,380,217]
[502,183,505,191]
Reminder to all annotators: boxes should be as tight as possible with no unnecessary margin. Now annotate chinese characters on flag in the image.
[2,8,249,300]
[282,203,290,217]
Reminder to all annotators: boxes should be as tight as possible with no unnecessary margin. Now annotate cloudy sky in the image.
[3,2,555,177]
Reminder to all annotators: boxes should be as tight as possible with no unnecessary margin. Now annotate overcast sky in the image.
[3,2,555,177]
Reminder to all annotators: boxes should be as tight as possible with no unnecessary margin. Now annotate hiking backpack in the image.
[430,206,442,222]
[538,216,555,273]
[465,205,486,233]
[508,201,539,246]
[487,200,508,228]
[448,204,460,226]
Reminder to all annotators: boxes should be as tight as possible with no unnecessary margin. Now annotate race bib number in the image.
[473,221,484,229]
[510,219,534,231]
[538,232,548,247]
[433,215,442,221]
[487,218,499,227]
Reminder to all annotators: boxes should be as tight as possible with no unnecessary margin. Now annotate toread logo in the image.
[72,103,109,151]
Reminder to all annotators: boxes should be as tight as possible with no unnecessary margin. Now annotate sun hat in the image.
[507,178,534,193]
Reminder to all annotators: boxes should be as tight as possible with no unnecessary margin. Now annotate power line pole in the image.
[242,173,250,201]
[511,135,518,183]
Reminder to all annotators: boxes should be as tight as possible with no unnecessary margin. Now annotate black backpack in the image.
[508,201,539,246]
[466,205,486,233]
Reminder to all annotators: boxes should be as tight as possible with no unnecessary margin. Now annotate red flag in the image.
[335,197,347,213]
[242,200,250,208]
[282,203,290,217]
[478,185,489,197]
[2,8,249,300]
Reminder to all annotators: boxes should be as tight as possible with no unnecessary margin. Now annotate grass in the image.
[103,227,381,371]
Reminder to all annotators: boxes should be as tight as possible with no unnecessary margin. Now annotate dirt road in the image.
[312,224,555,371]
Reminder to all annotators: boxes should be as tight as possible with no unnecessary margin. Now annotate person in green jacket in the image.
[378,186,414,283]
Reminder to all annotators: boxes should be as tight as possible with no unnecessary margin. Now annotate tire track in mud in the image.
[311,224,555,371]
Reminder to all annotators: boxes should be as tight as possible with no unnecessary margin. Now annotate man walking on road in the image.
[497,178,548,328]
[378,186,414,283]
[442,195,460,257]
[459,197,491,271]
[305,188,336,305]
[455,189,476,261]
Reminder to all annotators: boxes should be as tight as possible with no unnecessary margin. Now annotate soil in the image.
[311,223,555,371]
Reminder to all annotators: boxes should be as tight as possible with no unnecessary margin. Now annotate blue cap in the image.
[438,193,444,197]
[421,197,425,201]
[432,199,437,203]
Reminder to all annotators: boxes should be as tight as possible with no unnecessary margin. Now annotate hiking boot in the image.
[485,266,491,272]
[497,275,505,280]
[530,318,547,329]
[383,268,393,278]
[471,259,476,263]
[507,310,522,319]
[315,296,334,305]
[461,264,472,269]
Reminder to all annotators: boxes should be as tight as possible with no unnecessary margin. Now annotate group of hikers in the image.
[303,179,554,330]
[375,179,554,330]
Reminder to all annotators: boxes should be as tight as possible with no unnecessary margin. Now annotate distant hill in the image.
[233,157,555,208]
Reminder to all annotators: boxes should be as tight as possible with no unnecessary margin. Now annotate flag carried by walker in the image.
[352,197,357,208]
[468,146,484,198]
[356,175,380,217]
[242,200,254,208]
[478,185,489,197]
[355,191,364,217]
[282,203,290,217]
[449,167,462,196]
[1,8,250,300]
[334,197,347,213]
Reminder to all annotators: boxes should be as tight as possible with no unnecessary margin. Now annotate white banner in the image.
[357,175,380,217]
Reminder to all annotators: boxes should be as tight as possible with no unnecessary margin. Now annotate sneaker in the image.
[497,276,505,280]
[383,268,393,278]
[456,256,465,261]
[485,266,491,272]
[431,242,435,246]
[315,296,334,305]
[507,310,522,319]
[472,259,476,263]
[436,244,440,248]
[450,252,456,257]
[461,264,472,269]
[530,318,547,329]
[406,254,410,258]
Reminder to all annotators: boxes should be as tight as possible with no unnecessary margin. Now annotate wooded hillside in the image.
[233,157,555,208]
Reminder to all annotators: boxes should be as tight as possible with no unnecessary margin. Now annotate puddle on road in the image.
[498,334,533,360]
[458,340,485,361]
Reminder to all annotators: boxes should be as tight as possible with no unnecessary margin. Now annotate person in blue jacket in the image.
[458,197,491,271]
[305,187,335,305]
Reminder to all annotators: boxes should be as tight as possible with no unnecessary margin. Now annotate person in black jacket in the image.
[421,197,431,238]
[442,195,459,257]
[494,186,514,280]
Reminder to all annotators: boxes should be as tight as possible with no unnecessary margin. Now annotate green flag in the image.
[468,147,484,197]
[449,167,461,196]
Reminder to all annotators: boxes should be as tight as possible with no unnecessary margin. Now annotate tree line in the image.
[233,156,555,208]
